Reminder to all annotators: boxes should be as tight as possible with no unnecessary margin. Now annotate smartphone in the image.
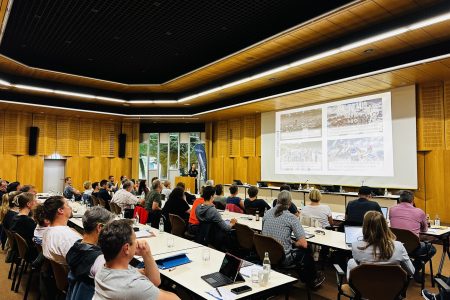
[231,285,252,295]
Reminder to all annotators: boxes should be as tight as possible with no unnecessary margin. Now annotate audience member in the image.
[130,179,138,195]
[107,175,118,192]
[145,180,163,212]
[188,186,212,235]
[161,180,172,200]
[64,177,81,200]
[94,219,179,300]
[32,204,49,245]
[161,187,190,228]
[111,181,143,210]
[7,181,21,193]
[226,185,244,210]
[345,186,382,226]
[82,181,93,203]
[0,179,7,199]
[91,182,100,198]
[150,177,159,188]
[2,191,21,232]
[98,180,112,211]
[347,211,414,279]
[66,207,114,299]
[20,184,37,194]
[244,186,271,215]
[10,192,39,260]
[389,190,436,281]
[263,191,325,288]
[212,184,227,208]
[272,185,299,216]
[42,196,81,264]
[138,179,149,196]
[301,189,332,228]
[176,182,196,204]
[119,175,127,189]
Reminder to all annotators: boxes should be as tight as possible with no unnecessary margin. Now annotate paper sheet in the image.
[135,230,156,238]
[206,287,236,300]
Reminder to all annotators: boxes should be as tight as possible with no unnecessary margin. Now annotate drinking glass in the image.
[251,269,259,283]
[202,248,210,262]
[166,237,174,248]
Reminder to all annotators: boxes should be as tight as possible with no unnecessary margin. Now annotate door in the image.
[43,159,66,193]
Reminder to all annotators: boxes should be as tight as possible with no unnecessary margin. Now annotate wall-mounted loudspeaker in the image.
[29,126,39,156]
[118,133,126,158]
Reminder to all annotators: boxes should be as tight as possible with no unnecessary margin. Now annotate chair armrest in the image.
[436,278,450,293]
[325,225,340,231]
[333,264,345,288]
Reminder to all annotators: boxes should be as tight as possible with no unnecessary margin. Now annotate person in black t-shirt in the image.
[162,187,191,232]
[272,184,299,217]
[97,180,112,211]
[244,186,271,216]
[345,186,382,226]
[176,182,196,205]
[10,192,38,260]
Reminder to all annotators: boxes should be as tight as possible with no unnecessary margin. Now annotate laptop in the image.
[233,179,243,185]
[344,226,363,247]
[201,253,244,288]
[381,207,388,219]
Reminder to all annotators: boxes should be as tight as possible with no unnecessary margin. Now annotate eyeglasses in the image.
[314,229,326,235]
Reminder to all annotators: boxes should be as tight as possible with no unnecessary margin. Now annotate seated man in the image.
[389,190,436,281]
[244,186,271,216]
[263,191,324,288]
[64,177,81,200]
[42,196,82,265]
[345,186,382,226]
[161,180,172,200]
[196,186,237,249]
[66,207,115,299]
[111,181,144,211]
[94,219,179,300]
[97,180,112,211]
[225,184,244,210]
[187,187,209,235]
[272,184,299,217]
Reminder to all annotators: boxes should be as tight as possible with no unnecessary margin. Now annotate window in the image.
[159,143,168,179]
[180,143,189,174]
[148,133,158,171]
[169,133,179,170]
[189,132,200,169]
[139,138,148,179]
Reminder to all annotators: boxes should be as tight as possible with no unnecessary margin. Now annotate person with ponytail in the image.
[33,204,50,245]
[10,192,39,260]
[347,211,415,279]
[262,190,325,288]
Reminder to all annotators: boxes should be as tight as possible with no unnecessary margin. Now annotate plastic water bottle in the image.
[384,188,388,196]
[255,211,260,221]
[435,215,440,227]
[135,212,140,225]
[159,217,165,233]
[141,191,145,199]
[262,252,271,283]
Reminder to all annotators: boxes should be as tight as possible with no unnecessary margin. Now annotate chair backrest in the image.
[110,202,120,214]
[390,227,420,254]
[13,232,29,261]
[169,214,186,237]
[4,229,16,250]
[214,201,226,210]
[97,197,106,208]
[91,195,99,206]
[195,222,213,246]
[234,223,255,250]
[226,203,244,214]
[349,264,408,300]
[50,260,69,293]
[300,215,312,227]
[253,233,285,266]
[134,206,148,224]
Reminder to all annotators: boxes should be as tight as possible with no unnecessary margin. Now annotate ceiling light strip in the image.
[194,52,450,116]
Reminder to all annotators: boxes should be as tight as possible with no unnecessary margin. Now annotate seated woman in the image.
[32,203,50,245]
[212,184,227,210]
[301,189,333,228]
[161,187,191,232]
[347,211,415,279]
[226,184,245,211]
[10,192,39,260]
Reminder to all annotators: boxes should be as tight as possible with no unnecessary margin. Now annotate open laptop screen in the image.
[219,253,242,280]
[381,207,388,219]
[345,226,363,245]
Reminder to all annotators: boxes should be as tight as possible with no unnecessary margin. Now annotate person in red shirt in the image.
[187,186,215,236]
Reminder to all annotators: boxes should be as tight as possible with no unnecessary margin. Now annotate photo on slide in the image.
[327,98,383,136]
[280,108,322,140]
[327,136,384,171]
[279,140,322,172]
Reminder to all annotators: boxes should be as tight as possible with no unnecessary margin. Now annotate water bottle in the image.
[135,212,140,225]
[384,188,388,196]
[159,217,165,233]
[255,211,260,221]
[262,252,271,283]
[141,191,145,199]
[435,215,440,227]
[426,214,431,227]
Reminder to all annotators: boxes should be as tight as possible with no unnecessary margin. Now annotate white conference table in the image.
[152,247,296,300]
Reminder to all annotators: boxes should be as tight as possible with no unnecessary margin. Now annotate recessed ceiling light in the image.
[40,111,44,114]
[183,103,190,106]
[269,77,277,81]
[122,103,131,107]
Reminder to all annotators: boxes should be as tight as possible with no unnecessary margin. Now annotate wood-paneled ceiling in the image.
[0,0,450,119]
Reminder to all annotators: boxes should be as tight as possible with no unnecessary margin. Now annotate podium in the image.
[175,176,196,193]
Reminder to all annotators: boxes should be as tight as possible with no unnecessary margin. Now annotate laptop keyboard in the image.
[209,273,231,286]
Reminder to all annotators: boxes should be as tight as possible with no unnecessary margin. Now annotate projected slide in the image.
[275,92,393,176]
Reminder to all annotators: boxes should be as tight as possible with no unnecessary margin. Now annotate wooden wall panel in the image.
[216,121,227,157]
[45,115,57,155]
[3,112,31,155]
[89,157,110,182]
[17,156,44,192]
[417,82,444,150]
[92,120,102,157]
[242,116,255,157]
[0,110,4,154]
[444,81,450,149]
[79,119,94,157]
[68,118,80,156]
[0,154,17,182]
[415,152,426,212]
[223,157,234,184]
[247,156,261,185]
[56,118,70,156]
[228,119,240,157]
[101,121,117,157]
[233,157,247,183]
[66,156,90,191]
[122,122,133,158]
[131,123,140,179]
[255,114,261,157]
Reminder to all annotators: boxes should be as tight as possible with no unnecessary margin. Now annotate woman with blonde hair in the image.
[301,189,333,228]
[347,211,415,279]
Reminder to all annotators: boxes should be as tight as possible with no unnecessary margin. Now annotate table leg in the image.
[436,234,449,277]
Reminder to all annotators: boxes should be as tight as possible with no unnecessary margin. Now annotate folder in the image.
[155,253,192,270]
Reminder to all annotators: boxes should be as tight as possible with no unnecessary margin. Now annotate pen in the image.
[168,267,176,272]
[216,287,222,297]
